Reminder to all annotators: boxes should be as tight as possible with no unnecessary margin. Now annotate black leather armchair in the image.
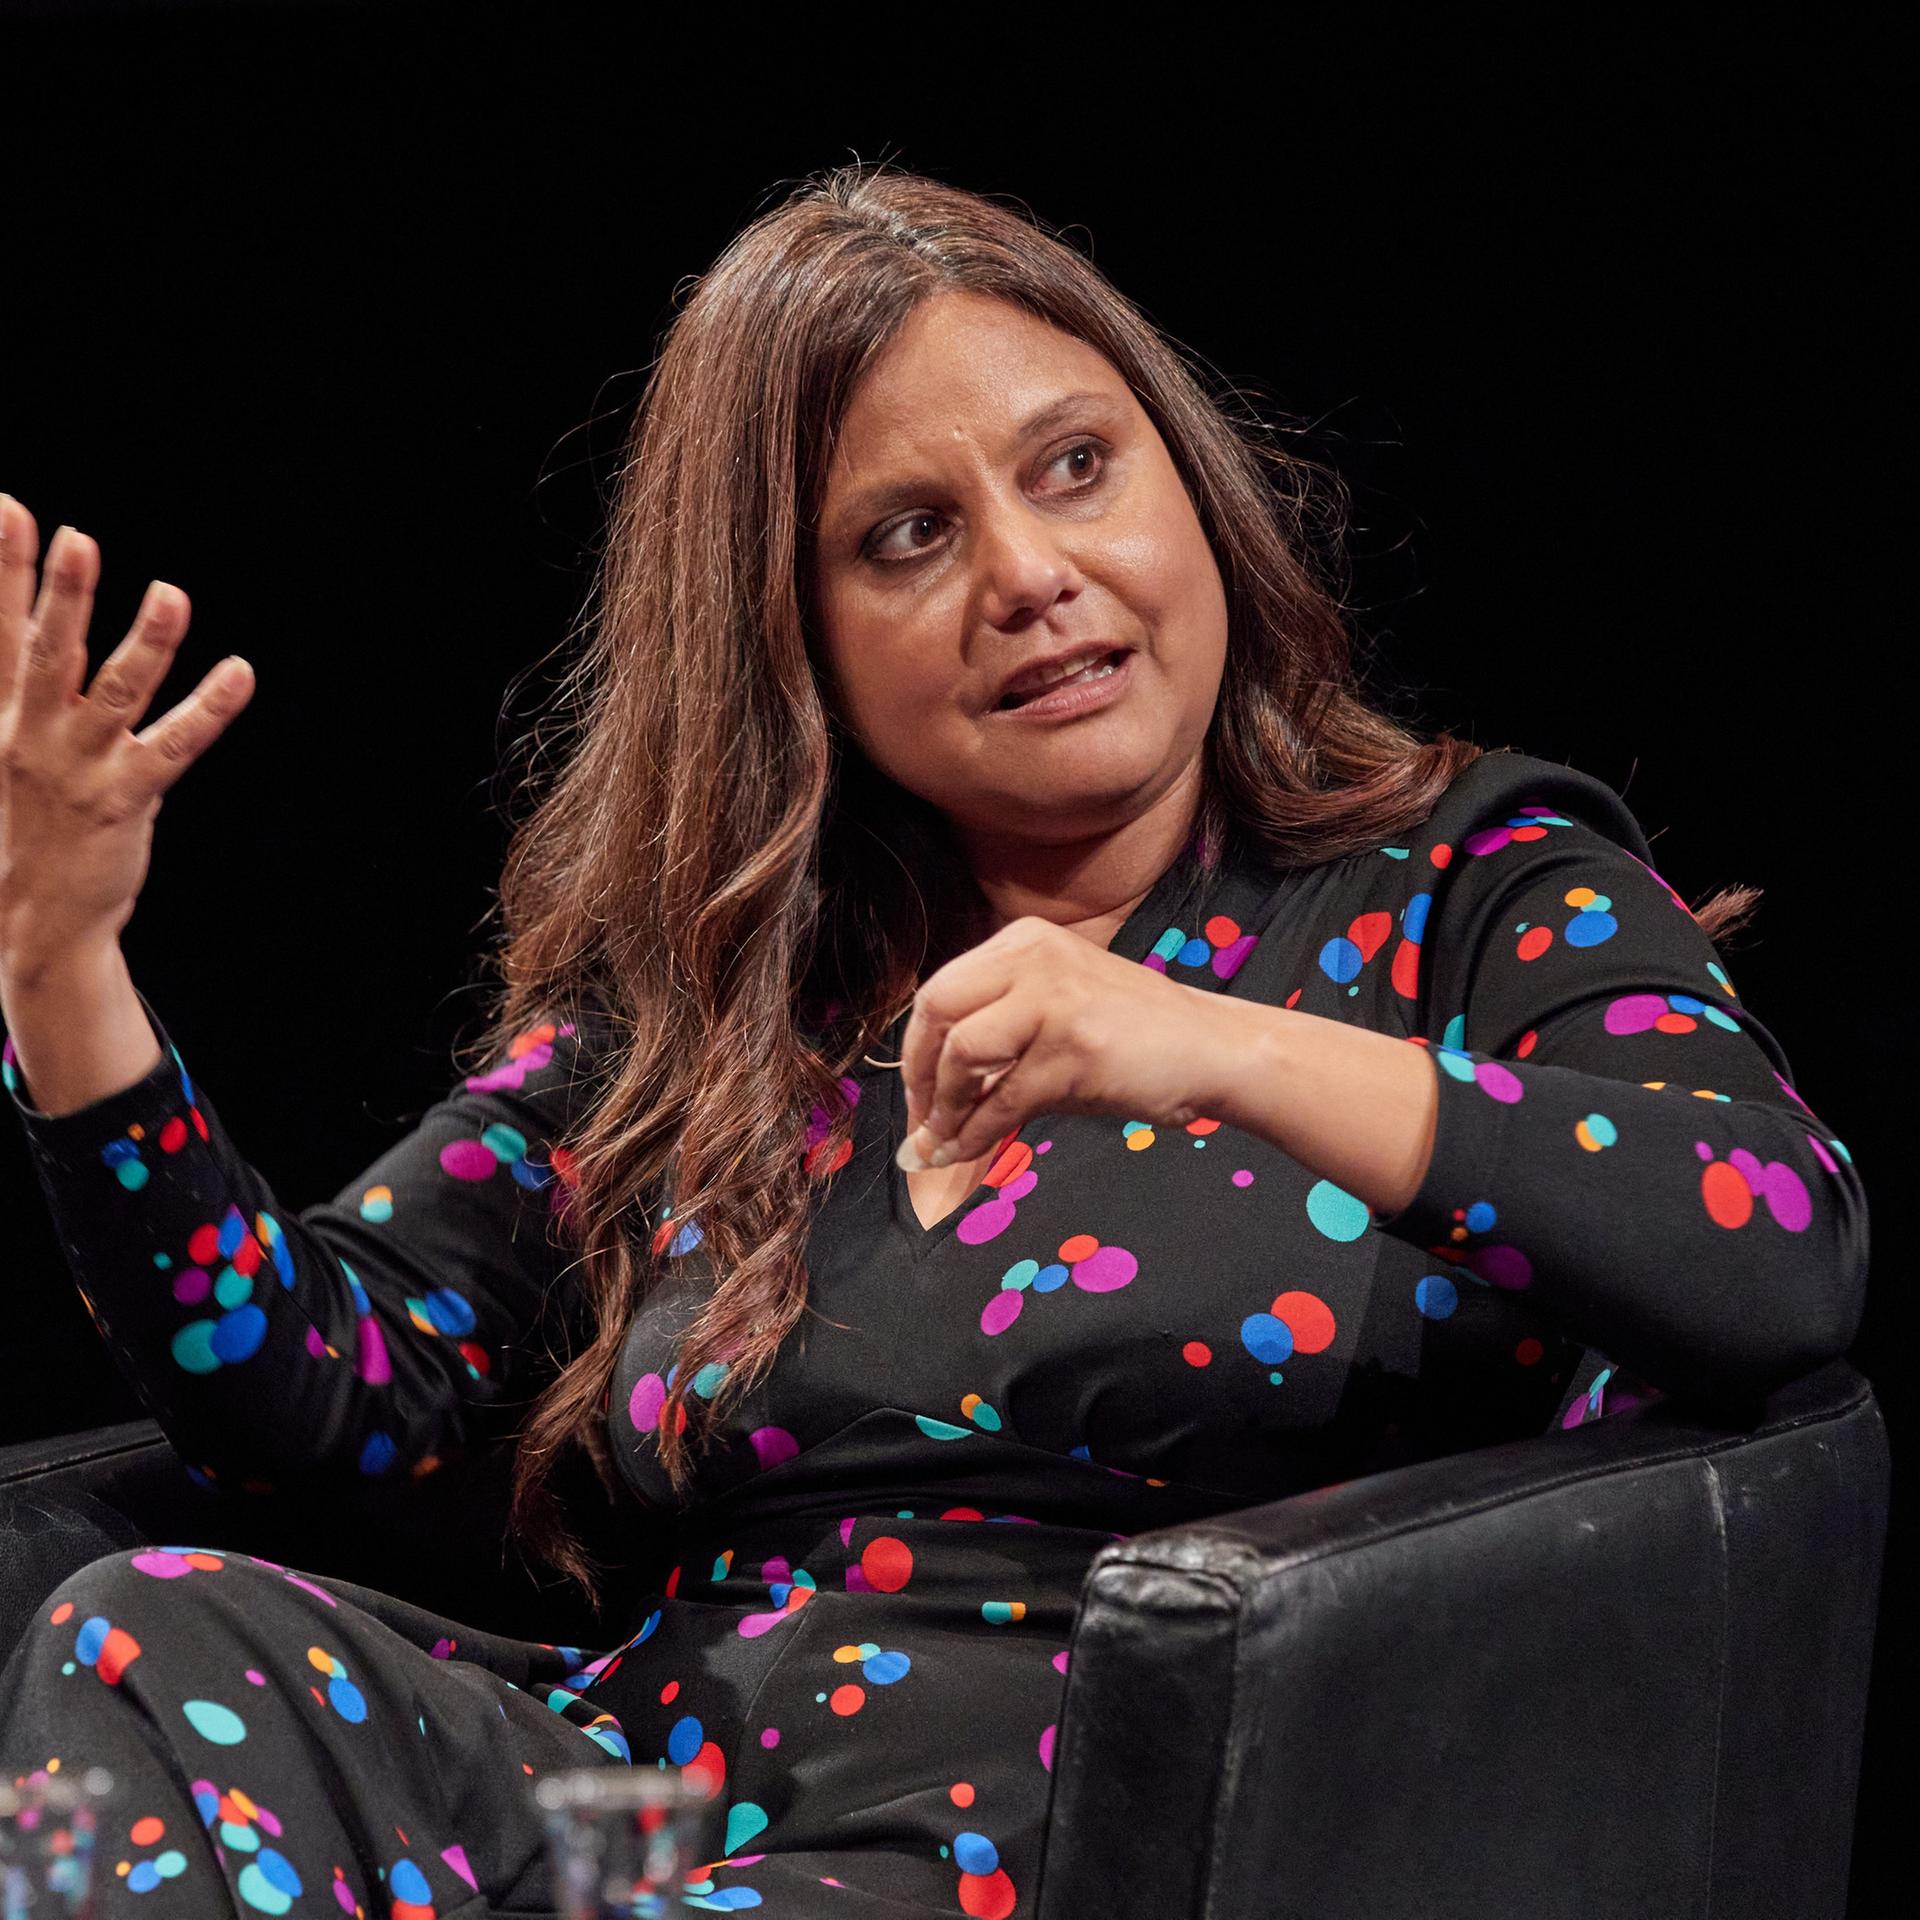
[0,1359,1889,1918]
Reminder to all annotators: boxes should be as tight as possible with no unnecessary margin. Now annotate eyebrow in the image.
[832,388,1119,535]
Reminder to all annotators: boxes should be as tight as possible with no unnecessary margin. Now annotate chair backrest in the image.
[1036,1360,1890,1920]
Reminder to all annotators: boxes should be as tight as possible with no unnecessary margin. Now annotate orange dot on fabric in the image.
[183,1553,223,1571]
[1515,1338,1544,1366]
[306,1647,333,1674]
[129,1817,164,1846]
[224,1788,258,1822]
[860,1537,914,1593]
[509,1023,557,1059]
[1511,824,1550,842]
[392,1901,434,1920]
[1516,925,1553,962]
[1185,1117,1220,1136]
[96,1628,141,1685]
[660,1680,680,1704]
[950,1782,975,1807]
[829,1685,865,1716]
[958,1866,1018,1918]
[1204,915,1241,946]
[1270,1290,1336,1353]
[1182,1341,1213,1367]
[1701,1159,1755,1228]
[983,1139,1033,1187]
[50,1602,73,1625]
[1655,1011,1699,1034]
[1057,1233,1099,1264]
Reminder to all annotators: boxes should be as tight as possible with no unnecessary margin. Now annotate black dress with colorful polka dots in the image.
[0,749,1869,1916]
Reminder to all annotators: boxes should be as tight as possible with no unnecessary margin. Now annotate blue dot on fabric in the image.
[75,1616,110,1665]
[667,1715,705,1764]
[255,1848,302,1895]
[863,1650,911,1684]
[1031,1264,1069,1294]
[1465,1200,1497,1233]
[1177,937,1211,967]
[328,1676,367,1723]
[358,1431,398,1476]
[211,1305,268,1363]
[217,1211,248,1258]
[1565,909,1618,948]
[128,1861,162,1892]
[1404,892,1431,943]
[1415,1274,1459,1319]
[1318,936,1363,985]
[389,1859,431,1904]
[425,1288,477,1336]
[954,1831,1000,1875]
[1241,1313,1294,1366]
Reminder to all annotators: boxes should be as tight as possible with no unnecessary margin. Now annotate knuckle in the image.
[151,723,196,767]
[89,667,140,712]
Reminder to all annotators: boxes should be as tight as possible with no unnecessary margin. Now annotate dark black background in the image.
[1,2,1906,1904]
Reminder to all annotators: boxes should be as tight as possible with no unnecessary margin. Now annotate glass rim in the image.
[530,1766,708,1815]
[0,1766,115,1820]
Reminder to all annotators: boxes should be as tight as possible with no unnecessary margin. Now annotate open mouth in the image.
[995,649,1130,711]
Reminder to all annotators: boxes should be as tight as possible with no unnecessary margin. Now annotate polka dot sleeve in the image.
[2,989,616,1493]
[1364,757,1870,1412]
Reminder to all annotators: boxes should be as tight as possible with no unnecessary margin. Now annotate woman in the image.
[0,163,1869,1915]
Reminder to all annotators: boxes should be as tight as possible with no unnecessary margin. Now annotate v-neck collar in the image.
[879,830,1285,1260]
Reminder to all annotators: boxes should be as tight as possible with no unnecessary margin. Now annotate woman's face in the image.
[812,290,1229,853]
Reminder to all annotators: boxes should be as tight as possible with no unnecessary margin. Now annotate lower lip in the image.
[990,651,1135,721]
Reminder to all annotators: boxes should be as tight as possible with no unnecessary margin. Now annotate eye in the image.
[863,439,1111,565]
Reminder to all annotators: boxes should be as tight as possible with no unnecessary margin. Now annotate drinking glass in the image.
[532,1766,727,1918]
[0,1767,112,1918]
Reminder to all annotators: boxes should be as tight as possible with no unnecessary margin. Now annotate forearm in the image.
[0,937,165,1118]
[1202,999,1439,1218]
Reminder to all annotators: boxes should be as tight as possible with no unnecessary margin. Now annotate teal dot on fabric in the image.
[1151,927,1185,962]
[1121,1121,1150,1140]
[155,1852,187,1879]
[1000,1258,1039,1291]
[967,1401,1002,1431]
[359,1192,393,1223]
[699,1893,764,1911]
[153,1251,173,1269]
[1703,1005,1742,1034]
[1269,1370,1285,1385]
[182,1698,247,1744]
[691,1362,730,1399]
[171,1320,223,1374]
[1306,1179,1370,1242]
[1415,1274,1459,1318]
[214,1265,254,1309]
[116,1158,150,1192]
[915,1416,970,1440]
[1441,1014,1468,1051]
[60,1661,75,1675]
[896,1509,914,1519]
[981,1602,1019,1625]
[221,1820,260,1852]
[389,1859,431,1904]
[1436,1047,1479,1084]
[1583,1113,1618,1148]
[724,1802,769,1854]
[480,1122,528,1164]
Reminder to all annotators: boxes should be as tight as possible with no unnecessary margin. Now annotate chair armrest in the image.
[1037,1360,1889,1920]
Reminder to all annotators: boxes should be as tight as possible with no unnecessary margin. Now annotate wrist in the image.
[0,929,126,999]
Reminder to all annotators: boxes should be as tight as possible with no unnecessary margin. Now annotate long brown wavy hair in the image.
[449,161,1764,1612]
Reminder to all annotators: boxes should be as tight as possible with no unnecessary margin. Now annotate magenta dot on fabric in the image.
[846,1567,872,1593]
[1471,1244,1535,1290]
[304,1326,327,1358]
[1473,1061,1525,1104]
[750,1427,799,1471]
[629,1372,665,1433]
[131,1551,194,1579]
[1212,934,1259,979]
[1071,1245,1138,1293]
[441,1846,478,1892]
[761,1556,792,1585]
[282,1574,338,1607]
[1001,1170,1040,1202]
[761,1728,781,1748]
[1759,1161,1812,1232]
[956,1197,1016,1245]
[245,1669,266,1686]
[1232,1170,1254,1187]
[438,1139,498,1181]
[172,1269,212,1305]
[1464,827,1512,855]
[980,1292,1024,1337]
[331,1882,356,1914]
[1807,1134,1840,1177]
[1052,1650,1070,1674]
[839,1516,856,1548]
[1604,994,1667,1035]
[1039,1722,1056,1771]
[354,1316,391,1386]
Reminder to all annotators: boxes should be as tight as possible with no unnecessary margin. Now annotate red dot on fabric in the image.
[1182,1342,1212,1366]
[1057,1233,1099,1264]
[159,1116,189,1155]
[1515,1338,1544,1366]
[829,1685,865,1716]
[1701,1159,1755,1229]
[958,1866,1018,1919]
[1516,926,1554,962]
[96,1628,141,1685]
[1270,1291,1336,1354]
[1204,915,1241,946]
[1516,1029,1538,1058]
[129,1817,165,1846]
[860,1537,914,1593]
[187,1223,222,1266]
[49,1602,73,1625]
[1655,1012,1699,1034]
[950,1782,975,1807]
[1430,844,1453,869]
[660,1681,679,1704]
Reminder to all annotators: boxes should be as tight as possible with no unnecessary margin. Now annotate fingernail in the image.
[927,1141,957,1168]
[894,1136,930,1172]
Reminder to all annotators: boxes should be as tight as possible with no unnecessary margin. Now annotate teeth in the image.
[1004,651,1116,704]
